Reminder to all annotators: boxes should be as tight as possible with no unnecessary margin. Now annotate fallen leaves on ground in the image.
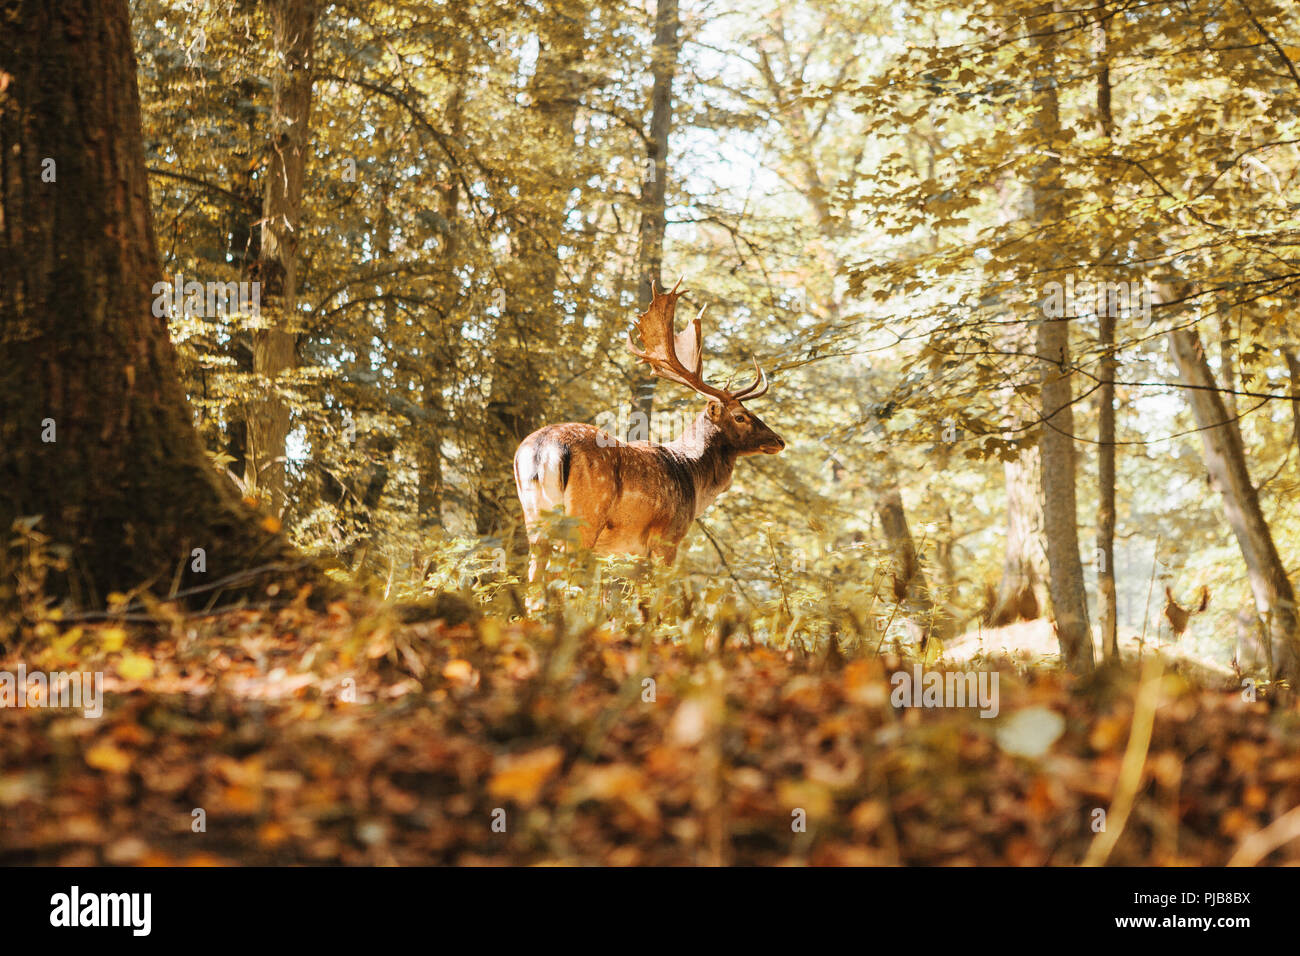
[1,600,1298,866]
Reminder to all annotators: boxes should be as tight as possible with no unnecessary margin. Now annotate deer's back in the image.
[515,423,696,553]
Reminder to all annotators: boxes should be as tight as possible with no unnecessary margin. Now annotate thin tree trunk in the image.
[1218,310,1238,420]
[1169,329,1300,681]
[1031,2,1093,672]
[876,484,953,646]
[1037,285,1093,671]
[223,80,261,485]
[0,0,295,604]
[1097,311,1118,659]
[244,0,319,518]
[632,0,681,423]
[417,362,446,529]
[1094,5,1118,660]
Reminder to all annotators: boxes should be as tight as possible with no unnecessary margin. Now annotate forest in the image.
[1,0,1299,880]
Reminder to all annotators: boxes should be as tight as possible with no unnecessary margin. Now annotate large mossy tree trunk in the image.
[0,0,295,605]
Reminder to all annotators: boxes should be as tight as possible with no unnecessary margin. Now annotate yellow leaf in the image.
[85,743,131,773]
[51,627,83,654]
[477,617,502,648]
[579,764,659,826]
[117,654,155,681]
[260,515,282,534]
[849,800,887,832]
[778,779,834,819]
[100,627,127,653]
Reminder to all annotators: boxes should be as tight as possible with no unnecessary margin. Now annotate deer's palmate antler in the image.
[627,278,769,402]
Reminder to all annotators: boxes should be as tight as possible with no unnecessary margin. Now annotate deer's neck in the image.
[665,412,737,518]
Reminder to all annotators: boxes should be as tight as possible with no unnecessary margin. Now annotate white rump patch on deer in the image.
[516,441,567,517]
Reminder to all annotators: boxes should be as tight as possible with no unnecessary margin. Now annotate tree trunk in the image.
[244,0,319,518]
[223,79,262,487]
[417,364,446,530]
[1094,7,1119,660]
[1036,298,1093,671]
[632,0,681,423]
[1031,2,1093,672]
[1218,311,1238,420]
[988,450,1051,625]
[876,484,952,646]
[1097,310,1119,659]
[928,489,962,630]
[0,0,294,605]
[1169,329,1300,681]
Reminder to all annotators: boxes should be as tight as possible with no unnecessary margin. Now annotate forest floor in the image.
[2,593,1299,866]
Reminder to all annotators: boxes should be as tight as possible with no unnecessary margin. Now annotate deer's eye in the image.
[733,414,747,424]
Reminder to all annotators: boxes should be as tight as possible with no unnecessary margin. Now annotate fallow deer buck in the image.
[513,279,785,577]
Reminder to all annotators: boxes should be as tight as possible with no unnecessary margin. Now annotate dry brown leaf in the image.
[488,746,564,806]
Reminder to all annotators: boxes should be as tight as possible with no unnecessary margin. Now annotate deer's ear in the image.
[706,401,724,422]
